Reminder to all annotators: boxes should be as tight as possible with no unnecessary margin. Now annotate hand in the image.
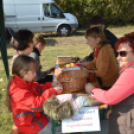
[106,108,112,119]
[47,67,55,74]
[88,95,102,105]
[85,83,95,94]
[50,67,55,72]
[47,69,52,74]
[78,62,90,68]
[51,81,63,94]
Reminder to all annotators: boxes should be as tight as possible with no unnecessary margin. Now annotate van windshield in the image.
[43,3,65,18]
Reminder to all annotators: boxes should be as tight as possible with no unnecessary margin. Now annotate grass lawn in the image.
[0,26,134,134]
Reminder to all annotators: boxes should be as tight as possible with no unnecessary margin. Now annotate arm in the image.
[36,81,63,94]
[86,58,96,70]
[13,85,57,112]
[36,70,48,80]
[94,49,110,77]
[91,68,134,105]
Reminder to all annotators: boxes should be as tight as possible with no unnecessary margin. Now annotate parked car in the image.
[3,0,79,37]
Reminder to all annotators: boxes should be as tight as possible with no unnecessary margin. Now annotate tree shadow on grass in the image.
[45,39,58,46]
[36,29,86,38]
[72,30,86,36]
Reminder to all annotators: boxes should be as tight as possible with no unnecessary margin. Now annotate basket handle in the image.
[82,67,95,74]
[55,72,83,82]
[55,73,62,81]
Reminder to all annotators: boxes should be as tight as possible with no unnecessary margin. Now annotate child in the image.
[6,55,63,134]
[10,29,34,75]
[29,34,53,84]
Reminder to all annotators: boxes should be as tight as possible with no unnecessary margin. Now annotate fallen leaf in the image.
[2,89,5,91]
[0,78,3,82]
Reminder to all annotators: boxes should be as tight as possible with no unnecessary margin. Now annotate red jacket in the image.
[9,75,57,134]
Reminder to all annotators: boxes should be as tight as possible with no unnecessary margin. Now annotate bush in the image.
[54,0,134,28]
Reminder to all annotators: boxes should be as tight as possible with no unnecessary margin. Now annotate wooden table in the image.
[53,57,108,109]
[52,57,108,134]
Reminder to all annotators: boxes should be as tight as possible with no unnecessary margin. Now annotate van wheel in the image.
[58,25,71,37]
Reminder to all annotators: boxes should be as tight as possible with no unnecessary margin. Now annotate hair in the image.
[33,34,46,46]
[10,29,34,50]
[5,55,38,112]
[89,15,104,26]
[85,26,108,46]
[114,32,134,52]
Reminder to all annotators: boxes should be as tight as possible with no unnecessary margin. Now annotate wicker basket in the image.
[56,69,88,93]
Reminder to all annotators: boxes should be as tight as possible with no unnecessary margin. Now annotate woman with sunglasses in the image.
[85,32,134,134]
[81,27,119,90]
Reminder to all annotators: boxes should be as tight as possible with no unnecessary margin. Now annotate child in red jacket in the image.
[6,55,63,134]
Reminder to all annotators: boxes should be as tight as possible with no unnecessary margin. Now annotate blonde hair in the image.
[85,26,108,46]
[33,34,46,46]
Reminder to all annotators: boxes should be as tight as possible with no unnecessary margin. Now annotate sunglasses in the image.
[115,51,132,57]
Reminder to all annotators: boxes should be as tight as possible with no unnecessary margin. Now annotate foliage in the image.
[54,0,134,27]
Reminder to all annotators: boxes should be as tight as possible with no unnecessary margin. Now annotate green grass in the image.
[0,26,134,133]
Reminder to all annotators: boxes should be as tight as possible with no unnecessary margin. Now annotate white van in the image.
[3,0,78,36]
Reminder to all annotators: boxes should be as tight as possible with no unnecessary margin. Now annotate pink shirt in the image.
[91,68,134,105]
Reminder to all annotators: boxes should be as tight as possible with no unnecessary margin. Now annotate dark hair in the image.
[85,26,108,46]
[114,32,134,52]
[89,15,104,26]
[33,34,46,46]
[5,55,38,112]
[10,29,34,50]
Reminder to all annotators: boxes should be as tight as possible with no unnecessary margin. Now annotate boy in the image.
[29,35,53,84]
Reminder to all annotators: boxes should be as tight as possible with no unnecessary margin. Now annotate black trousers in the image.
[97,77,110,90]
[37,75,53,84]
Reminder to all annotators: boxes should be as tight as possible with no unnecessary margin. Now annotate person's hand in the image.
[85,83,95,94]
[51,81,63,94]
[106,108,112,119]
[88,95,102,105]
[47,67,55,74]
[47,69,52,74]
[77,62,90,68]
